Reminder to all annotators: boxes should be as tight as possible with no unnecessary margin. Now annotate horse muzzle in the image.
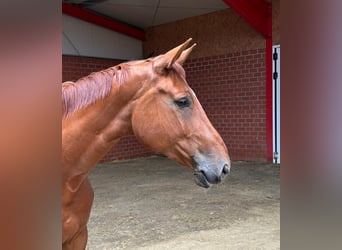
[193,160,230,188]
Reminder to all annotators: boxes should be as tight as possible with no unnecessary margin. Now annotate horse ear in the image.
[176,43,196,66]
[154,38,193,74]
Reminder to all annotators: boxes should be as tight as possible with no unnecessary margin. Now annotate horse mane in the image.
[62,61,185,118]
[62,66,126,118]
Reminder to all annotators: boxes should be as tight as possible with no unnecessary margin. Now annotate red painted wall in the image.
[184,48,267,162]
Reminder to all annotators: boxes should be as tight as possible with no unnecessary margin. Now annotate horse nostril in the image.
[222,164,229,175]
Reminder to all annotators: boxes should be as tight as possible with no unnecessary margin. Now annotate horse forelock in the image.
[62,67,122,118]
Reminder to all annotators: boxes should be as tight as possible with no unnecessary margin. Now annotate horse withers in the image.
[62,38,230,249]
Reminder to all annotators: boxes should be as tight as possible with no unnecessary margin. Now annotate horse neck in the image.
[62,78,143,176]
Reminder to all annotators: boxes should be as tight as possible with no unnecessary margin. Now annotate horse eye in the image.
[174,96,191,108]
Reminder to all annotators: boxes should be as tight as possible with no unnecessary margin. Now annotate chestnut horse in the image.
[62,38,230,250]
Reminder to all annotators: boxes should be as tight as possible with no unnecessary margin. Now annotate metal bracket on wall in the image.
[273,47,279,164]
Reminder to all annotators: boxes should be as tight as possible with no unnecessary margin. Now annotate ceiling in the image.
[63,0,229,29]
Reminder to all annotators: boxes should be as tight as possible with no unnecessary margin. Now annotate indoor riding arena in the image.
[62,0,280,249]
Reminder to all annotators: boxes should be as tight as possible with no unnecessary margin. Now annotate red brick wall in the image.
[184,48,268,162]
[100,137,153,162]
[62,55,155,162]
[62,55,123,82]
[63,49,268,163]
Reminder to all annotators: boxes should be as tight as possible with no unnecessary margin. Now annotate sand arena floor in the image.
[87,156,280,250]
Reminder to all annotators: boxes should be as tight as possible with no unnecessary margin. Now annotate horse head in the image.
[129,38,231,188]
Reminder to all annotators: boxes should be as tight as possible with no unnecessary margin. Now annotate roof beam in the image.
[222,0,271,38]
[62,2,145,41]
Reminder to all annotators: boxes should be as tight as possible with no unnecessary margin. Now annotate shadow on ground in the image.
[87,156,280,250]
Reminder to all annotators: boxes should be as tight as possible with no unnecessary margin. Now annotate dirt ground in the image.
[87,156,280,250]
